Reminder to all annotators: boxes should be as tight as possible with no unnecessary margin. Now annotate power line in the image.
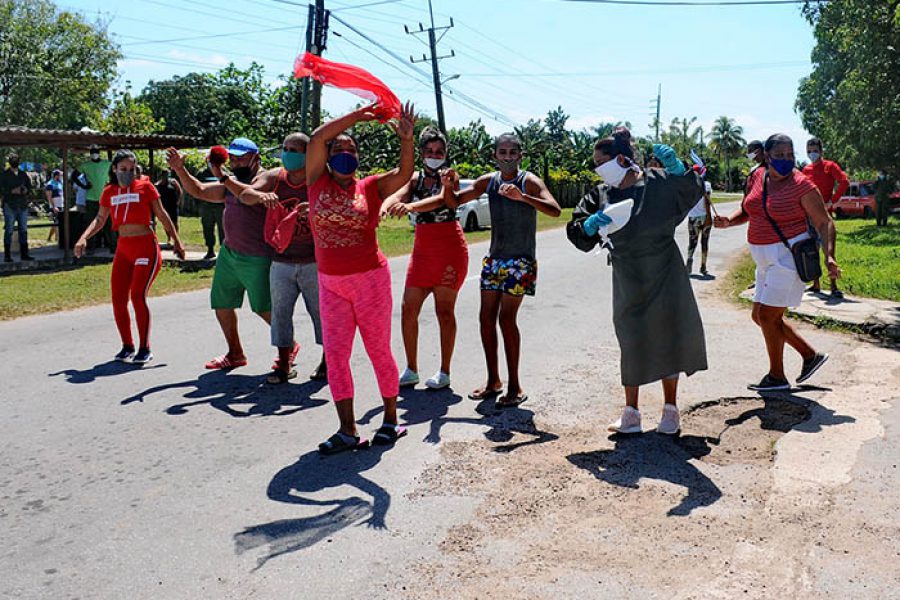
[123,25,303,47]
[562,0,817,5]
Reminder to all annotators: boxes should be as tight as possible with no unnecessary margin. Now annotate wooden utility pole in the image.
[405,0,454,133]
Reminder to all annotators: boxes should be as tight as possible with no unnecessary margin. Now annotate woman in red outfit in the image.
[382,127,466,390]
[75,150,185,364]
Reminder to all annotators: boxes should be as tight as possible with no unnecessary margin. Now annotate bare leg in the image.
[400,286,430,373]
[625,386,639,410]
[662,376,678,406]
[754,303,788,380]
[334,398,357,437]
[780,318,815,360]
[215,308,245,360]
[474,290,503,395]
[382,395,398,426]
[498,294,525,398]
[433,286,460,374]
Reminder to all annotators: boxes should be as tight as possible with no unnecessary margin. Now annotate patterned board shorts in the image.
[480,256,537,297]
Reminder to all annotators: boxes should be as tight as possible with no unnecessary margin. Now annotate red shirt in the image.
[743,168,818,245]
[100,179,158,231]
[308,173,386,276]
[802,159,849,205]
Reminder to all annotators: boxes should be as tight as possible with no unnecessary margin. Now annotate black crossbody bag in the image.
[760,172,822,282]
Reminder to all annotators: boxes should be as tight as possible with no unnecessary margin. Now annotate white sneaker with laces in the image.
[656,404,681,435]
[608,406,642,434]
[425,370,451,389]
[399,368,419,387]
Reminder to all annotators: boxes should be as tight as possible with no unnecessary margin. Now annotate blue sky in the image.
[63,0,818,154]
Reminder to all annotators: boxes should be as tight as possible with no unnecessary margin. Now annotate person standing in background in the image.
[1,153,33,262]
[80,145,114,253]
[44,169,64,243]
[155,170,183,248]
[685,179,713,276]
[801,138,849,298]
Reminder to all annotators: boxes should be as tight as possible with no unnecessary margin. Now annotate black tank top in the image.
[407,170,456,224]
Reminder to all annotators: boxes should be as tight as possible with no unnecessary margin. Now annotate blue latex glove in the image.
[583,210,613,237]
[652,143,686,176]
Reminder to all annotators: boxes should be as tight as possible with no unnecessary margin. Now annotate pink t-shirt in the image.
[308,173,386,275]
[743,168,818,245]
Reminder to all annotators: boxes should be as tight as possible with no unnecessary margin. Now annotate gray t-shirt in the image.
[487,170,536,260]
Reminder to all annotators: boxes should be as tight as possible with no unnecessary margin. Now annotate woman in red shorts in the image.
[75,150,185,364]
[382,127,466,390]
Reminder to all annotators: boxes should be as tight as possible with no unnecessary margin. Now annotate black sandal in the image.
[266,366,297,385]
[372,424,408,446]
[318,432,369,455]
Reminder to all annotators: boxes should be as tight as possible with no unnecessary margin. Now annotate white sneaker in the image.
[656,404,681,435]
[425,370,451,389]
[608,406,642,434]
[399,368,419,387]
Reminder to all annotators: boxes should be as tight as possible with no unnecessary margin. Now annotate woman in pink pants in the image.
[306,102,416,455]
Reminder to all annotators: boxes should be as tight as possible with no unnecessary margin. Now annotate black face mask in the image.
[8,161,19,169]
[233,166,254,183]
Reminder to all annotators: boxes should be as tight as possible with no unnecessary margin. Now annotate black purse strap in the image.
[760,171,792,250]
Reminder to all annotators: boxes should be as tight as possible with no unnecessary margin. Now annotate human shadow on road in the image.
[49,360,166,384]
[741,392,855,435]
[120,370,328,417]
[568,432,722,517]
[356,388,558,451]
[235,446,392,568]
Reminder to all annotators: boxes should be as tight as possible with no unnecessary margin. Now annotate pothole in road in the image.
[678,396,811,466]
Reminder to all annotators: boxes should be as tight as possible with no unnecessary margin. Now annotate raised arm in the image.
[307,105,380,187]
[165,147,226,203]
[239,168,280,207]
[375,102,416,199]
[500,173,561,217]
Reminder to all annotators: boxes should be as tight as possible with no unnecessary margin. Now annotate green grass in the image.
[723,218,899,303]
[0,209,573,320]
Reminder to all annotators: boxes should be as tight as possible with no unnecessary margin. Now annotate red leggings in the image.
[110,233,161,349]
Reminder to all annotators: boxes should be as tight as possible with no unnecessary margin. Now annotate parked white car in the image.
[409,179,491,231]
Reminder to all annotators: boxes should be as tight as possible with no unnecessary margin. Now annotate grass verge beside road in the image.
[0,210,573,320]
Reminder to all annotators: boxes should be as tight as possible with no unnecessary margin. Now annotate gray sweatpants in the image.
[269,260,323,348]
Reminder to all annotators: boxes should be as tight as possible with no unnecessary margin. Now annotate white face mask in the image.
[808,152,821,162]
[424,157,444,171]
[594,158,629,188]
[746,152,757,161]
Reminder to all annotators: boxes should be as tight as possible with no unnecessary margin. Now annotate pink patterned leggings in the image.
[318,264,399,401]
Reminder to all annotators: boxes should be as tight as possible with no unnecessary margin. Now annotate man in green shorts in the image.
[166,138,275,370]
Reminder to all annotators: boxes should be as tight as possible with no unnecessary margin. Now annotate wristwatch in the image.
[218,174,231,183]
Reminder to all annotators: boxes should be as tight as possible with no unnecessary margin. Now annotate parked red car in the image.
[831,180,900,218]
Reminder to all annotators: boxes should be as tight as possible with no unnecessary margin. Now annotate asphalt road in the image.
[2,204,898,599]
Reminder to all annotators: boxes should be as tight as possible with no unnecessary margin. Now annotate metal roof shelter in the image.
[0,126,197,260]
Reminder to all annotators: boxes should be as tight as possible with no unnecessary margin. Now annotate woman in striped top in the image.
[714,133,839,392]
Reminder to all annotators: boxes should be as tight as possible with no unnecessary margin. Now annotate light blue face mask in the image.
[282,150,306,171]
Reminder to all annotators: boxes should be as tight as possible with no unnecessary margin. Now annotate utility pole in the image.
[654,84,661,141]
[309,0,329,129]
[405,0,454,133]
[299,3,315,133]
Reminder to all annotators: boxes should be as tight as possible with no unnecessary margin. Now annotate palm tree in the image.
[669,116,700,157]
[709,116,746,191]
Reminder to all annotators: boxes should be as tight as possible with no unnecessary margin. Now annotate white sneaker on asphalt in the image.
[399,368,419,387]
[608,406,642,434]
[656,404,681,435]
[425,370,451,389]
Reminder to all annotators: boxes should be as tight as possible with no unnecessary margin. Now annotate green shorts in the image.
[210,245,272,313]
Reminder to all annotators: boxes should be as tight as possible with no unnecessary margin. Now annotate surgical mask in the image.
[90,152,100,161]
[594,158,629,188]
[282,150,306,171]
[116,170,135,187]
[328,152,358,175]
[808,151,821,162]
[746,152,758,161]
[769,158,795,176]
[496,157,518,172]
[233,166,254,183]
[424,157,445,171]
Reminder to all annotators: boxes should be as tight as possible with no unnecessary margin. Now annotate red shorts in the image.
[405,221,468,291]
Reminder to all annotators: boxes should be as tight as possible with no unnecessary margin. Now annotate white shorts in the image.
[749,232,809,308]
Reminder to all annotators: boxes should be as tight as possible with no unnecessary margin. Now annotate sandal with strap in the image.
[205,354,248,370]
[318,432,370,456]
[372,424,408,446]
[266,366,298,385]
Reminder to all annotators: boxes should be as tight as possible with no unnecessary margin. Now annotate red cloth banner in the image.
[293,52,401,122]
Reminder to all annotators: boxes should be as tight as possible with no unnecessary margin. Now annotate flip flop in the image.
[497,393,528,409]
[266,367,298,385]
[372,424,408,446]
[205,354,248,370]
[468,386,503,400]
[318,432,370,456]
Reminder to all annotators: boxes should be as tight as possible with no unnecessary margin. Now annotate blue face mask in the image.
[328,152,358,175]
[282,150,306,171]
[769,158,795,176]
[807,151,821,163]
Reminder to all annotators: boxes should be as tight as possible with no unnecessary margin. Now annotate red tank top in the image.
[743,168,818,245]
[100,179,158,230]
[267,169,315,263]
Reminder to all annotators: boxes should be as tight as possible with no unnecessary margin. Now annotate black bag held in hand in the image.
[760,172,822,283]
